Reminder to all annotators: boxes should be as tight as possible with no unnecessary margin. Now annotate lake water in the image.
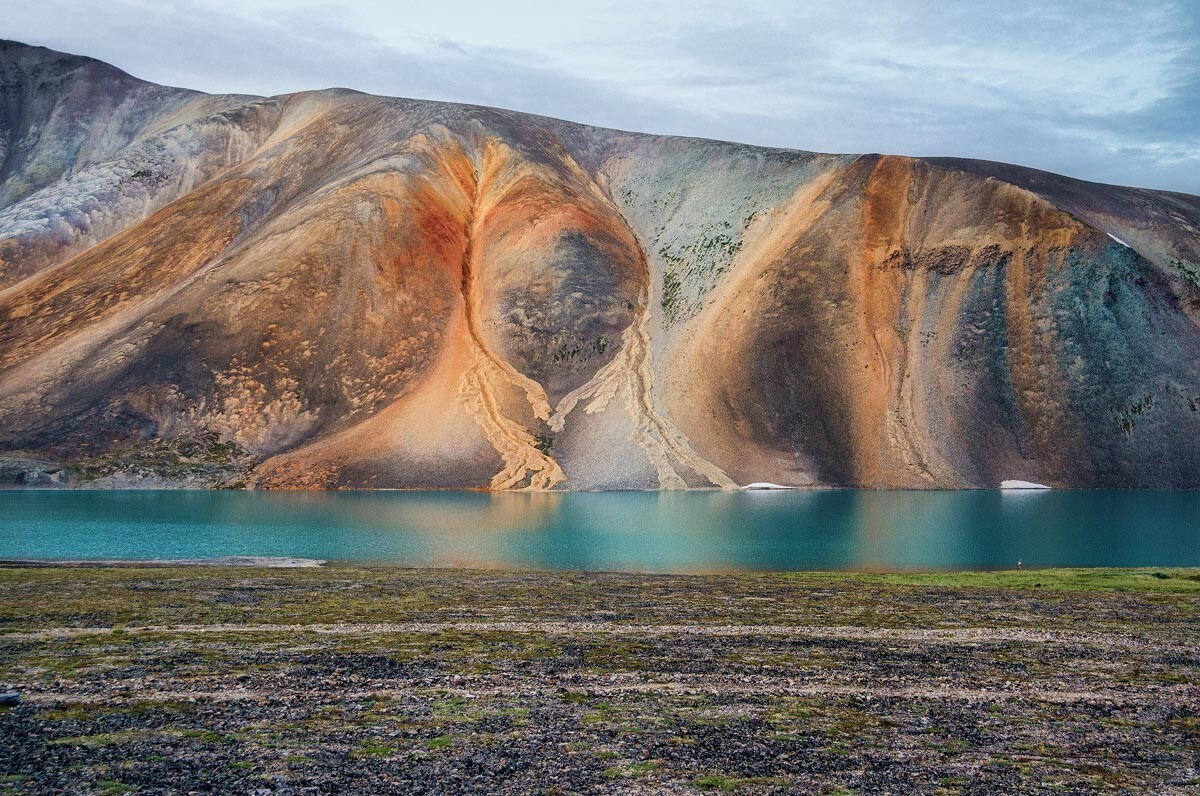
[0,489,1197,572]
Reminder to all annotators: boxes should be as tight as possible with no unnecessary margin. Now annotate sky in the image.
[5,0,1199,193]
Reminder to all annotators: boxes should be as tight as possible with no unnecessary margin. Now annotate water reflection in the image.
[0,489,1197,571]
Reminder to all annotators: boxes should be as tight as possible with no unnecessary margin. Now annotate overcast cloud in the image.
[4,0,1198,193]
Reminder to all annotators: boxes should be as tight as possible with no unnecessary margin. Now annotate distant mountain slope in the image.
[1,40,1198,489]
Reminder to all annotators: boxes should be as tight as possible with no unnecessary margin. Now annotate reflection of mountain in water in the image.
[2,491,1198,571]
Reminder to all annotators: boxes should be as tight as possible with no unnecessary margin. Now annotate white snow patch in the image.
[1107,233,1131,248]
[743,482,797,490]
[1000,480,1051,490]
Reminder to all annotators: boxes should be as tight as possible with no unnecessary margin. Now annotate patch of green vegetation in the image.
[552,342,584,363]
[69,431,251,487]
[3,565,1199,646]
[657,225,746,324]
[827,708,884,736]
[42,704,92,721]
[127,168,167,186]
[534,434,553,455]
[353,739,394,758]
[48,727,227,748]
[177,729,226,743]
[98,781,133,796]
[581,699,635,728]
[552,334,612,366]
[0,774,29,794]
[690,773,792,792]
[1112,394,1155,437]
[431,696,486,724]
[582,639,650,671]
[851,567,1200,593]
[425,734,454,750]
[559,689,590,703]
[488,705,531,722]
[661,269,682,321]
[692,774,738,792]
[1170,258,1200,290]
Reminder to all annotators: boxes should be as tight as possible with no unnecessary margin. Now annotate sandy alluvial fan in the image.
[1,40,1199,491]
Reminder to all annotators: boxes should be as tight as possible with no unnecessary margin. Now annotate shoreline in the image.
[0,556,329,568]
[2,561,1199,588]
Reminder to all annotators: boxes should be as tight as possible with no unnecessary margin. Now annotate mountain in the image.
[1,40,1198,490]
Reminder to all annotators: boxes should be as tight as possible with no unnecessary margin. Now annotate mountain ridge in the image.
[1,40,1198,490]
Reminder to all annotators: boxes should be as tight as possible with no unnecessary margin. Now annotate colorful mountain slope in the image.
[1,40,1198,489]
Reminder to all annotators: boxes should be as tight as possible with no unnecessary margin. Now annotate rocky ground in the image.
[0,434,255,489]
[1,566,1198,794]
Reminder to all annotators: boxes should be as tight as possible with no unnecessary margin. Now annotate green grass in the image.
[846,567,1200,593]
[177,729,226,743]
[692,774,738,791]
[1,566,1197,641]
[352,739,393,758]
[690,773,794,791]
[47,728,227,748]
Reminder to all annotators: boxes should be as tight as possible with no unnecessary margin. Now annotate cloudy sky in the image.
[6,0,1199,193]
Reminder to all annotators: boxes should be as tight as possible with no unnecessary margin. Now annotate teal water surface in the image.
[0,489,1197,572]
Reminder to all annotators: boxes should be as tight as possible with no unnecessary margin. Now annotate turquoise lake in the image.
[0,489,1197,572]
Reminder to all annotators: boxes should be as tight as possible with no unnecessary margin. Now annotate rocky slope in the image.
[1,40,1198,490]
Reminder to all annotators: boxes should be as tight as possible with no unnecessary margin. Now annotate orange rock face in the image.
[2,41,1199,489]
